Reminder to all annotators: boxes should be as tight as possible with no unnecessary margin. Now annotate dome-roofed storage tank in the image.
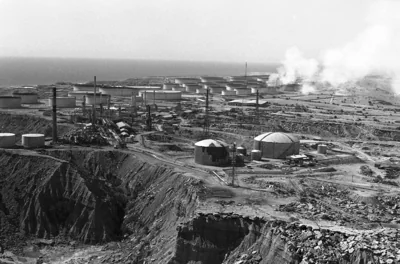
[194,139,230,166]
[12,92,38,104]
[253,132,300,159]
[48,97,76,108]
[22,134,45,148]
[0,133,16,148]
[0,96,21,108]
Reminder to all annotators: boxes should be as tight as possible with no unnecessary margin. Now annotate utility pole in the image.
[256,89,259,124]
[245,62,248,89]
[203,88,209,137]
[153,90,155,107]
[231,142,236,186]
[52,87,57,143]
[93,76,96,124]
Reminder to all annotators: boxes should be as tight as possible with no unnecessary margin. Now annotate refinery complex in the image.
[1,73,400,263]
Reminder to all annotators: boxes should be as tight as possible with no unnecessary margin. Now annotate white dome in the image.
[254,132,299,143]
[195,139,228,148]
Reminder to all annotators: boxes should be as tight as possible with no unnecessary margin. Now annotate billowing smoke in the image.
[300,83,316,95]
[278,47,319,85]
[278,0,400,94]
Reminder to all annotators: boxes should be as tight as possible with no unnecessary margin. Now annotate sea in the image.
[0,57,279,86]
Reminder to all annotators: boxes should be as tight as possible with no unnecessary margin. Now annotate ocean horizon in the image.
[0,57,279,86]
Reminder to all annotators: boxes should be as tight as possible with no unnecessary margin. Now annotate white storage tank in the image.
[196,88,208,94]
[68,92,102,100]
[251,150,262,161]
[0,133,15,148]
[48,97,76,108]
[235,89,251,95]
[163,84,179,90]
[85,94,109,105]
[98,87,137,96]
[0,96,21,108]
[73,84,93,92]
[210,87,225,94]
[139,90,182,100]
[172,86,186,92]
[186,85,201,93]
[317,144,327,154]
[221,90,236,96]
[22,133,45,148]
[12,92,38,104]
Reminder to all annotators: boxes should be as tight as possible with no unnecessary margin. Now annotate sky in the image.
[0,0,373,63]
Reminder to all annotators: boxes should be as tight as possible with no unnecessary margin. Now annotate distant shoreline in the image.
[0,57,279,87]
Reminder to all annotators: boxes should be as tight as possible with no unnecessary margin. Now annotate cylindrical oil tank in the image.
[186,85,201,93]
[73,85,93,92]
[317,144,327,154]
[221,90,236,96]
[251,87,259,94]
[235,89,251,95]
[172,87,186,92]
[98,87,137,96]
[22,134,45,148]
[237,146,247,156]
[210,87,225,94]
[0,133,15,148]
[0,96,21,108]
[48,97,76,108]
[250,150,262,161]
[196,88,207,94]
[12,92,38,104]
[68,92,102,100]
[139,91,182,100]
[85,94,108,105]
[163,84,179,90]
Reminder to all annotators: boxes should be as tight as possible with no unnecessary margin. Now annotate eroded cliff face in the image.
[0,148,394,264]
[171,214,379,264]
[0,148,203,261]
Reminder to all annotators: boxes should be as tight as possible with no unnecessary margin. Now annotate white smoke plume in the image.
[300,83,316,95]
[278,47,319,85]
[278,0,400,94]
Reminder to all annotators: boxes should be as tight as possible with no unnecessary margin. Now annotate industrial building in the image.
[12,92,38,104]
[194,139,230,166]
[253,132,300,159]
[0,96,21,108]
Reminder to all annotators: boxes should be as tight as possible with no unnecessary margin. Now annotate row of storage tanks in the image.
[0,133,45,148]
[71,85,182,101]
[0,91,39,108]
[163,83,276,96]
[194,132,328,166]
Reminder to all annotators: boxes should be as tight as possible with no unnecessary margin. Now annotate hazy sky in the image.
[0,0,373,63]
